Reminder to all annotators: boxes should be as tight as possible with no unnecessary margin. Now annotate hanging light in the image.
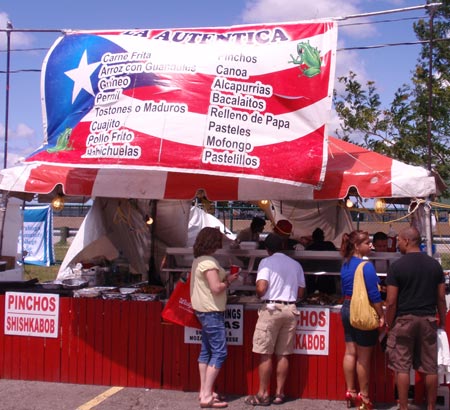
[259,199,269,207]
[145,215,153,225]
[374,198,386,214]
[51,194,65,212]
[345,197,354,208]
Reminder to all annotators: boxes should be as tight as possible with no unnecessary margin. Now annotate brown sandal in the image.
[272,394,286,405]
[244,394,271,406]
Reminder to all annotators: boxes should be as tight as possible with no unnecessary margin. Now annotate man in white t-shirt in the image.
[244,234,305,406]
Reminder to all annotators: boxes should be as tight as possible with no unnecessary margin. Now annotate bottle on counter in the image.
[112,250,130,285]
[387,225,397,252]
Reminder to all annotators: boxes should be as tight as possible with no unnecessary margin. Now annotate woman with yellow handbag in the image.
[340,230,385,410]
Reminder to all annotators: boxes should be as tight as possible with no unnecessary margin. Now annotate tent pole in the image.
[424,200,433,257]
[148,200,158,284]
[0,192,9,255]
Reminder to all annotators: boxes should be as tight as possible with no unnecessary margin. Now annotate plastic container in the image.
[111,251,130,285]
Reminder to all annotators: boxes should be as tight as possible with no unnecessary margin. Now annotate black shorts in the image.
[341,299,378,347]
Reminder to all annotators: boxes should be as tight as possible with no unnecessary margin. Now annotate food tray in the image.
[42,280,63,290]
[132,283,165,295]
[91,286,118,293]
[119,287,137,295]
[130,293,159,302]
[73,288,100,298]
[62,278,89,290]
[101,292,128,301]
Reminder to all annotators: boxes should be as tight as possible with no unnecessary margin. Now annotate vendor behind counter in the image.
[302,228,341,295]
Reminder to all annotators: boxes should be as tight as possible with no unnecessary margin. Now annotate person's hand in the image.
[227,271,239,283]
[378,316,385,329]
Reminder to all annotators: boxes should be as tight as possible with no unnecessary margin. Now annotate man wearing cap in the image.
[273,219,298,250]
[244,234,305,406]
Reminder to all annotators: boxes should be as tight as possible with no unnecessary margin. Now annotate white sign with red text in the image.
[4,292,60,338]
[184,304,243,345]
[294,307,329,355]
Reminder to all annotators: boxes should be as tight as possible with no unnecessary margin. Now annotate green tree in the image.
[333,3,450,195]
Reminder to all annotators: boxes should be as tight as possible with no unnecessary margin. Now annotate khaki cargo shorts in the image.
[252,303,299,355]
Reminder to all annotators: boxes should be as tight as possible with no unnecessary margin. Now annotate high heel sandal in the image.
[345,390,357,408]
[357,393,373,410]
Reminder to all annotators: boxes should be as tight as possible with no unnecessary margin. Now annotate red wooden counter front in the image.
[0,295,447,403]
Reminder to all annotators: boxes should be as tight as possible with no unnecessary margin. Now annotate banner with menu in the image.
[28,21,337,189]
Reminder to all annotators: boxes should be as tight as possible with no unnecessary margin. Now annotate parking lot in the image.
[0,379,429,410]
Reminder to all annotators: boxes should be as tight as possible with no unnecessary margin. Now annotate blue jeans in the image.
[195,311,227,369]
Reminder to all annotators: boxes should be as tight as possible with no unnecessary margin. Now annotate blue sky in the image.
[0,0,427,167]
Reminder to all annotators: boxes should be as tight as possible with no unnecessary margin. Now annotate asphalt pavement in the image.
[0,379,432,410]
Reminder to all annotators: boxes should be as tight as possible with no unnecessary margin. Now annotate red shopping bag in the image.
[161,275,202,329]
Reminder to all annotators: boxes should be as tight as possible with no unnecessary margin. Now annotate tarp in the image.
[57,200,240,278]
[0,136,437,201]
[18,205,55,266]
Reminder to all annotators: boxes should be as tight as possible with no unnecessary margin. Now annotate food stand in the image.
[0,20,446,406]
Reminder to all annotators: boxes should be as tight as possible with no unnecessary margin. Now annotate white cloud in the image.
[335,47,369,91]
[327,110,342,138]
[240,0,360,22]
[240,0,377,39]
[0,122,38,167]
[0,12,35,49]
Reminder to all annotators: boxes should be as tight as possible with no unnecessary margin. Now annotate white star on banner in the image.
[65,50,101,103]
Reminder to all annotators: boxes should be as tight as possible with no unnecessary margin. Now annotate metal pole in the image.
[425,9,436,256]
[0,22,12,255]
[427,8,435,172]
[3,21,12,169]
[424,202,433,257]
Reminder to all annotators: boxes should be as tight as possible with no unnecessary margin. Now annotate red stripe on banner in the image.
[260,52,333,115]
[159,129,324,184]
[126,57,332,116]
[126,75,215,115]
[164,172,239,200]
[252,131,324,186]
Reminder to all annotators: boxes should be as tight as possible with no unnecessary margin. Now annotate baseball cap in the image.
[274,220,293,236]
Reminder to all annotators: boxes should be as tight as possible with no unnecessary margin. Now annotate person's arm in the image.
[372,301,385,328]
[255,279,268,298]
[204,269,227,295]
[297,286,305,301]
[385,284,398,329]
[437,282,447,329]
[204,268,238,295]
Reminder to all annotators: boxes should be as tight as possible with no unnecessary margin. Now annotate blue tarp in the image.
[18,206,55,266]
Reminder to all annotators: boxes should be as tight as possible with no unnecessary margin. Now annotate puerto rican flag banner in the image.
[26,21,337,192]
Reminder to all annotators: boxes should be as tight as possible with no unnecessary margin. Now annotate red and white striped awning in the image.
[314,137,437,200]
[0,137,437,201]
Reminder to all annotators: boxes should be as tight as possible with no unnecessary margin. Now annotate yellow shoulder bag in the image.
[350,261,379,331]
